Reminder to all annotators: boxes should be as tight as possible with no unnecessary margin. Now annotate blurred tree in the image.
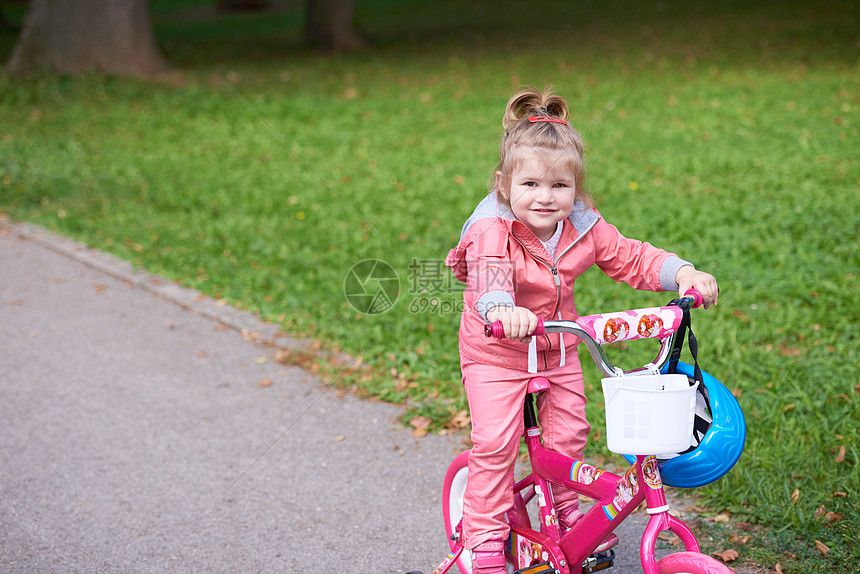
[305,0,364,51]
[5,0,168,77]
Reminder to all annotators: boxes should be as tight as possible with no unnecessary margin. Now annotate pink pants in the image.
[460,351,592,549]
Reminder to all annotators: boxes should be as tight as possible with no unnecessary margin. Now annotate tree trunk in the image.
[6,0,168,78]
[305,0,364,51]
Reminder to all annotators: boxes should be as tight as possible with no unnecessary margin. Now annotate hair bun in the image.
[503,86,570,129]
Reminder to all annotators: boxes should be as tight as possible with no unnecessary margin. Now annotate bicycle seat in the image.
[527,377,551,394]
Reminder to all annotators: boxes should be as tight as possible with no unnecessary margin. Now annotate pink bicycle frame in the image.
[432,292,710,574]
[518,422,701,573]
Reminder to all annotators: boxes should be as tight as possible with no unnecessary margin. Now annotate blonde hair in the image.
[491,86,592,210]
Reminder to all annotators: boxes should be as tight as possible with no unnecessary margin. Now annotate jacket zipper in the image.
[551,217,598,311]
[511,235,561,316]
[512,216,599,319]
[510,217,600,368]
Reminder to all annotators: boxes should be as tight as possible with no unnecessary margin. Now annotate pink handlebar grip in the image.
[484,317,545,339]
[684,289,704,309]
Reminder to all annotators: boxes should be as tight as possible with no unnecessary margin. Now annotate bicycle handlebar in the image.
[483,290,703,377]
[685,288,704,309]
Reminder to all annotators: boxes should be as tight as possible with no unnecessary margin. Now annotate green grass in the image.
[1,0,858,571]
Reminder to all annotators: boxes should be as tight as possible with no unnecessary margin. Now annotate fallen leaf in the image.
[197,351,209,358]
[256,378,272,388]
[713,513,731,523]
[782,403,796,413]
[730,532,751,545]
[835,445,846,463]
[657,532,682,546]
[814,540,830,555]
[94,284,106,294]
[412,428,428,438]
[333,435,345,442]
[833,491,848,498]
[775,563,783,574]
[824,512,843,525]
[791,488,800,503]
[410,415,432,430]
[450,410,471,429]
[713,549,739,562]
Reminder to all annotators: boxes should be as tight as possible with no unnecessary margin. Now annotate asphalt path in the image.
[1,221,693,573]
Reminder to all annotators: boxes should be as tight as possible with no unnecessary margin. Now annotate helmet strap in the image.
[669,302,708,407]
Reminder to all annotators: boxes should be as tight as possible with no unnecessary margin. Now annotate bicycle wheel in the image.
[656,551,734,573]
[442,451,472,574]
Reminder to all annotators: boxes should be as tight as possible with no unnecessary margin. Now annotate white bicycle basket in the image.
[602,371,698,455]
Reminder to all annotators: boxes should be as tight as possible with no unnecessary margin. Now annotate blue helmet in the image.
[623,361,746,488]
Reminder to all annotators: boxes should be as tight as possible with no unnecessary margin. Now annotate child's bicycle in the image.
[412,290,746,574]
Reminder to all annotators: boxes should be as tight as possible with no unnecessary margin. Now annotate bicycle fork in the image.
[637,455,700,573]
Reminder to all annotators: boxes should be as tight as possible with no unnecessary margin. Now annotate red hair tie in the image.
[528,115,569,126]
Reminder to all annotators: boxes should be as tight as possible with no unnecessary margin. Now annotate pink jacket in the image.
[445,192,691,372]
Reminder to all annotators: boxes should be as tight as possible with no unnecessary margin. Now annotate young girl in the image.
[444,86,719,574]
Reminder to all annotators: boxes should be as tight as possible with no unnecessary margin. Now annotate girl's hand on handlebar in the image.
[485,305,539,343]
[675,266,719,309]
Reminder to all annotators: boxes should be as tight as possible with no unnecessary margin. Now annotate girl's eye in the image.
[553,182,568,188]
[525,181,538,187]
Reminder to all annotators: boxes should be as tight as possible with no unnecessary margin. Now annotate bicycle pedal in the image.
[581,549,615,572]
[513,562,557,574]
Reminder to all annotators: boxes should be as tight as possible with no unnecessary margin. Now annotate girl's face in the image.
[499,151,577,241]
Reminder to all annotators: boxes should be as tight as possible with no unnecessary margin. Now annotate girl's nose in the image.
[535,186,553,203]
